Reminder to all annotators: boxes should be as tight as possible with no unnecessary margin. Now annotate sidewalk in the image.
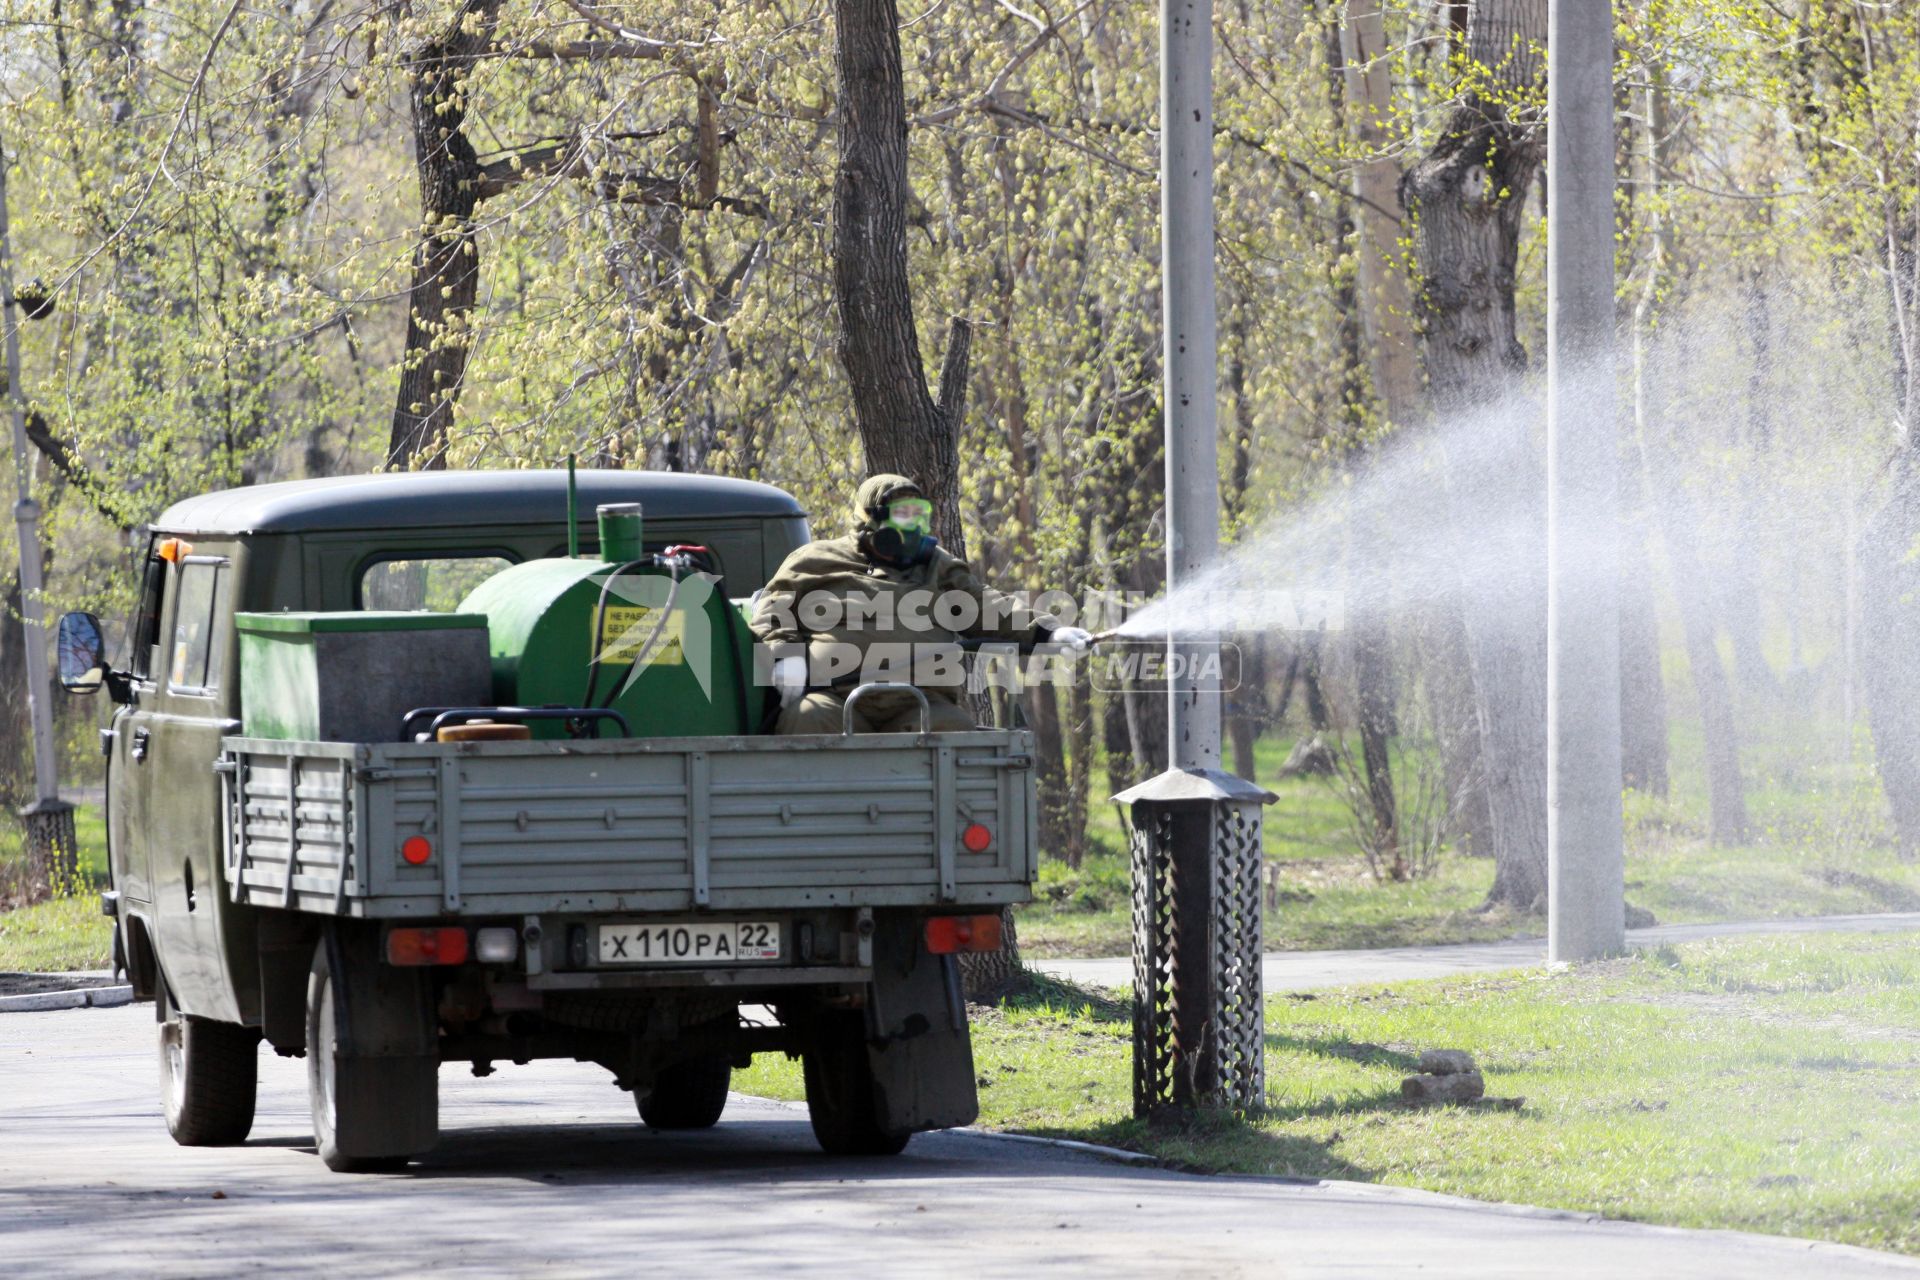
[1034,910,1920,992]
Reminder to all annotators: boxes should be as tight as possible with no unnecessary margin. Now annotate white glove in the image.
[1049,626,1093,652]
[773,654,808,707]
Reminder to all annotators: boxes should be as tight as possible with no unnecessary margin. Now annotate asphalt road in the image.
[4,1004,1916,1277]
[1036,911,1920,993]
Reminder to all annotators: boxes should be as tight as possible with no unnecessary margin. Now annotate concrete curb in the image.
[0,984,134,1013]
[955,1126,1159,1166]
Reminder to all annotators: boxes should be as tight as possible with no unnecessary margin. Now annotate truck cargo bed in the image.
[217,731,1038,918]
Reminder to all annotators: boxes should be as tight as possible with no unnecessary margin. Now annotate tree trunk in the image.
[1227,638,1261,784]
[1026,682,1073,858]
[1103,686,1135,797]
[1616,464,1671,797]
[1424,602,1495,856]
[1639,298,1747,842]
[1660,476,1750,845]
[1634,52,1739,838]
[831,0,1013,985]
[1400,0,1549,911]
[1321,18,1401,867]
[1354,625,1400,872]
[1617,52,1672,800]
[1222,314,1264,785]
[831,0,969,542]
[388,0,501,470]
[1339,0,1423,427]
[1066,669,1093,868]
[1301,631,1333,732]
[1862,477,1920,860]
[0,573,31,813]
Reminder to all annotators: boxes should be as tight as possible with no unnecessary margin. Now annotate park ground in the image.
[6,724,1919,1254]
[741,930,1920,1257]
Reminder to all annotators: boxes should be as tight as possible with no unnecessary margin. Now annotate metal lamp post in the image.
[1545,0,1625,962]
[1117,0,1273,1120]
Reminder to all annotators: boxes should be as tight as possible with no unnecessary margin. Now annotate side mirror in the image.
[56,611,107,695]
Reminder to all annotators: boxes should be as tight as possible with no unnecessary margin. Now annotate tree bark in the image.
[388,0,501,470]
[832,0,969,544]
[1400,0,1549,910]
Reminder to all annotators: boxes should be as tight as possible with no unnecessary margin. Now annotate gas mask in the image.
[867,496,937,565]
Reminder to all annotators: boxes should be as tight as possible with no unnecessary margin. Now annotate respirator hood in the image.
[853,473,937,566]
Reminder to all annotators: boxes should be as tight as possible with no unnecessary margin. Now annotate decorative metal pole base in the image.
[1116,767,1275,1119]
[20,797,77,895]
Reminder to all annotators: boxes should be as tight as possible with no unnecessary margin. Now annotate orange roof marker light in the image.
[156,538,193,563]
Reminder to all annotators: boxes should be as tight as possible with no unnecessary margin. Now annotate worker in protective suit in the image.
[751,474,1092,734]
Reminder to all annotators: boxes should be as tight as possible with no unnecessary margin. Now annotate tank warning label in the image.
[597,604,687,665]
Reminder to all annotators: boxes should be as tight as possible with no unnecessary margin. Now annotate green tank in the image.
[457,533,764,740]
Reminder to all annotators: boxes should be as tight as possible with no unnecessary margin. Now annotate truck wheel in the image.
[158,987,260,1146]
[306,941,436,1173]
[637,1057,731,1130]
[803,1016,910,1157]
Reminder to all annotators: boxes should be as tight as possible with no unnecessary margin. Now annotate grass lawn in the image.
[0,804,111,972]
[1020,720,1920,959]
[738,931,1920,1255]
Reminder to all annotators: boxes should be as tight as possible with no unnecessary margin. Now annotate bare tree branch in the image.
[24,412,129,531]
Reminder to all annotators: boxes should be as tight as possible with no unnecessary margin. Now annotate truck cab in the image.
[61,470,1034,1171]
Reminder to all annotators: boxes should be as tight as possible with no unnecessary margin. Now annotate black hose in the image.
[581,557,651,713]
[583,557,684,713]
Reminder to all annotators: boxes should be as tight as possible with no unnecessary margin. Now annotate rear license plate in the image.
[598,920,781,965]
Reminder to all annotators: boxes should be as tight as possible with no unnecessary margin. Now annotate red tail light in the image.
[387,927,469,966]
[924,914,1004,955]
[401,836,433,865]
[961,823,994,853]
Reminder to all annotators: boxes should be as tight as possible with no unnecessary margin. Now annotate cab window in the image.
[359,555,512,611]
[167,559,228,695]
[128,550,167,681]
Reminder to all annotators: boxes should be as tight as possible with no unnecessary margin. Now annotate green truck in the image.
[57,470,1037,1171]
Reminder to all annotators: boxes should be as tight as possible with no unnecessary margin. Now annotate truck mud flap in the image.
[315,924,438,1159]
[865,914,979,1134]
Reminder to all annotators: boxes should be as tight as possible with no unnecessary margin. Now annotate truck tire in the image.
[803,1015,910,1157]
[158,987,259,1146]
[306,940,437,1173]
[637,1057,731,1130]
